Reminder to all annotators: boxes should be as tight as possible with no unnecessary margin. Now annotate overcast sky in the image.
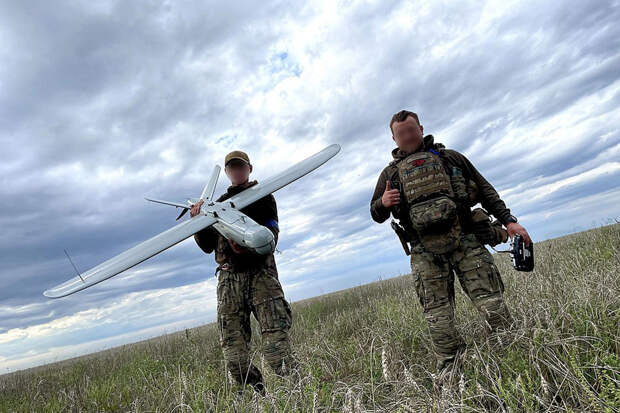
[1,0,619,373]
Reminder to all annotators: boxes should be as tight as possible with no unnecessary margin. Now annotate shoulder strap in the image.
[428,147,456,176]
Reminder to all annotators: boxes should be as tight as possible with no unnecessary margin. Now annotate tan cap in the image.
[224,150,250,166]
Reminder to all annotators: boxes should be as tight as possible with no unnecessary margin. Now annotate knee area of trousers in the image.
[254,297,293,333]
[424,306,456,327]
[218,311,249,338]
[263,331,291,356]
[219,329,247,348]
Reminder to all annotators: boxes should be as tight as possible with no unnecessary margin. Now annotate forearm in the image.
[265,195,280,247]
[371,197,390,223]
[370,170,391,223]
[480,190,512,225]
[473,171,511,224]
[194,227,218,254]
[266,221,279,247]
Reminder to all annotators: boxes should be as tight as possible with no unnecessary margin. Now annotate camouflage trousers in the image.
[410,233,513,370]
[216,266,296,388]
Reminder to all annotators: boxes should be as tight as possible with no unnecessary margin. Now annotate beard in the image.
[399,136,423,154]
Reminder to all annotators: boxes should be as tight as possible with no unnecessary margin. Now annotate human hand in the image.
[506,222,532,246]
[381,181,400,208]
[190,200,204,217]
[228,239,247,254]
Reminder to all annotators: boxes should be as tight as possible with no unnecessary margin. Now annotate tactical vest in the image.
[397,151,462,254]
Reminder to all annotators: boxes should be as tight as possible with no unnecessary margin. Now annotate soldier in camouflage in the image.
[191,150,296,394]
[370,110,532,372]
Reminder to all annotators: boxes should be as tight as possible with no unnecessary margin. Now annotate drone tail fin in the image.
[200,165,221,202]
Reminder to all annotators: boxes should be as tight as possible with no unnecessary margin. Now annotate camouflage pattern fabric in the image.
[468,208,509,247]
[397,151,454,204]
[410,233,513,369]
[408,196,461,254]
[398,151,462,254]
[216,265,296,388]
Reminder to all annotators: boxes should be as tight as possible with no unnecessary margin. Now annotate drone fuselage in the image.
[203,201,275,255]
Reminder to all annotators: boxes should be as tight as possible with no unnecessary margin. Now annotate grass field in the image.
[1,223,619,412]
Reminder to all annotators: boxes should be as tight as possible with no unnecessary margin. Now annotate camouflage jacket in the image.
[370,135,512,238]
[194,180,279,275]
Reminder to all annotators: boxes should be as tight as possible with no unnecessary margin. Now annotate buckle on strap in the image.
[215,263,232,277]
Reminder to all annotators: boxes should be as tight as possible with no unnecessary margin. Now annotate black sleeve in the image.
[264,195,279,246]
[194,226,218,254]
[370,168,391,223]
[251,194,279,247]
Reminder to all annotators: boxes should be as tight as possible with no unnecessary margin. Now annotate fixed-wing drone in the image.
[44,144,341,298]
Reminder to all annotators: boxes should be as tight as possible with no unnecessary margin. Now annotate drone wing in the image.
[43,214,216,298]
[229,144,341,210]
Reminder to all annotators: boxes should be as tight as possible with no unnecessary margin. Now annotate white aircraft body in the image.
[44,144,341,298]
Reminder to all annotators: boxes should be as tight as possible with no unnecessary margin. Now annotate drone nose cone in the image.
[244,225,275,255]
[254,239,276,255]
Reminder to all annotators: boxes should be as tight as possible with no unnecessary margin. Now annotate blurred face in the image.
[225,160,252,186]
[392,116,424,153]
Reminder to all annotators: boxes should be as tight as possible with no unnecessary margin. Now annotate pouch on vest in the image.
[466,180,479,207]
[450,167,469,204]
[397,151,461,254]
[450,166,479,207]
[468,207,508,247]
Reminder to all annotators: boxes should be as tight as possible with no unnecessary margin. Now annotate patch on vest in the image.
[399,152,454,202]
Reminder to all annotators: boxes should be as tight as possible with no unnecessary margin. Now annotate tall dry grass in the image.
[1,223,618,412]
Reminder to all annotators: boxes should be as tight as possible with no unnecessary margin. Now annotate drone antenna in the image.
[64,249,85,283]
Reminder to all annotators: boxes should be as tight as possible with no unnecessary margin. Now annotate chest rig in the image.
[397,150,462,254]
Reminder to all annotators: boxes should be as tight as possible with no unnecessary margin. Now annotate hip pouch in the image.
[468,208,508,247]
[398,151,461,254]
